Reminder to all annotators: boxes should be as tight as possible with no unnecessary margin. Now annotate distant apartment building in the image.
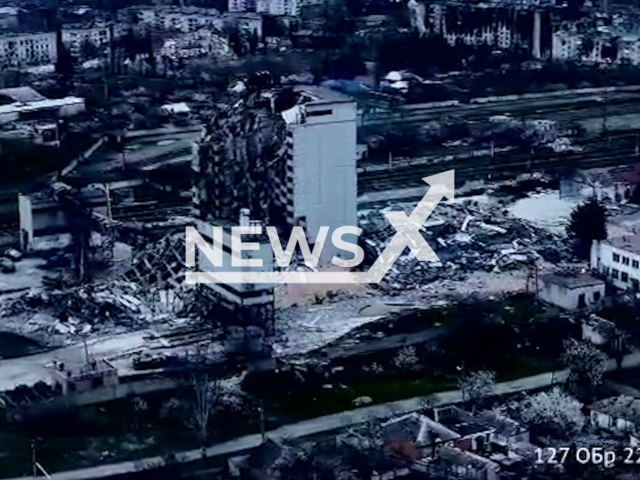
[256,0,301,16]
[61,22,111,57]
[160,28,235,61]
[278,86,358,260]
[591,236,640,290]
[417,2,551,58]
[120,7,263,39]
[551,21,640,65]
[0,31,57,67]
[133,7,221,33]
[551,28,582,61]
[228,0,257,13]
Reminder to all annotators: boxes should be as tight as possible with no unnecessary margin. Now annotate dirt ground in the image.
[275,264,372,309]
[0,257,48,292]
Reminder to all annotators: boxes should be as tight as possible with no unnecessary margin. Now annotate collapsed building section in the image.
[193,93,286,223]
[193,86,359,334]
[192,213,276,337]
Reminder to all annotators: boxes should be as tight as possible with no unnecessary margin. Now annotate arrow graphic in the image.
[186,170,454,284]
[359,169,454,283]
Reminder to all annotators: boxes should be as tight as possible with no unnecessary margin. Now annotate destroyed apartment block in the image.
[360,198,568,290]
[191,214,276,341]
[196,86,358,262]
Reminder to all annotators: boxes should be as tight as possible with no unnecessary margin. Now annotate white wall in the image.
[592,240,640,290]
[193,221,274,303]
[539,281,604,310]
[290,101,358,261]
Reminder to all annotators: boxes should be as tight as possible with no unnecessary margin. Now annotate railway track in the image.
[358,134,640,196]
[361,94,640,129]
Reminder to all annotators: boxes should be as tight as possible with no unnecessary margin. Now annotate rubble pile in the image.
[0,283,151,339]
[360,199,570,290]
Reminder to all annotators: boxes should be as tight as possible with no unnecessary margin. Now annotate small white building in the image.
[591,236,640,290]
[539,272,605,310]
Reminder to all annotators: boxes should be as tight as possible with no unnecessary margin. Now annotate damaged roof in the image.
[382,413,460,446]
[590,396,640,425]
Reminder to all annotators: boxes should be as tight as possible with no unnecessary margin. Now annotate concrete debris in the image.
[360,198,570,290]
[0,283,153,343]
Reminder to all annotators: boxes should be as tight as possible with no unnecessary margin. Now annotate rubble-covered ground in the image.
[361,194,572,290]
[0,282,186,348]
[274,177,586,358]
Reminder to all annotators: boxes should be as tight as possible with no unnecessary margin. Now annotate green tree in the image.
[567,197,607,260]
[518,387,585,438]
[458,370,495,412]
[562,339,608,400]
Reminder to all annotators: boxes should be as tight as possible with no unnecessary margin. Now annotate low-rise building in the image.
[191,211,275,334]
[591,236,640,290]
[590,396,640,435]
[0,86,85,125]
[50,358,119,395]
[538,272,605,310]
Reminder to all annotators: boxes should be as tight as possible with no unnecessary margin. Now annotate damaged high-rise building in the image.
[410,0,553,59]
[193,86,358,335]
[195,86,358,260]
[193,95,286,223]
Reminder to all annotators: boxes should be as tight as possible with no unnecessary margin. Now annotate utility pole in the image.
[32,440,36,478]
[258,404,266,442]
[600,91,610,142]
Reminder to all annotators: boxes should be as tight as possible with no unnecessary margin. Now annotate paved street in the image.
[0,331,151,391]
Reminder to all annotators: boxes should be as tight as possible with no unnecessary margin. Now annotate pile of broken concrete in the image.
[0,283,151,341]
[360,199,570,289]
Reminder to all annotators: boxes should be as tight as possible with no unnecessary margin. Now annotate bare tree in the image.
[186,374,220,444]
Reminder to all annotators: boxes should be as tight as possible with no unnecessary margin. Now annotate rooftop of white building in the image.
[293,85,355,105]
[606,235,640,256]
[541,272,604,289]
